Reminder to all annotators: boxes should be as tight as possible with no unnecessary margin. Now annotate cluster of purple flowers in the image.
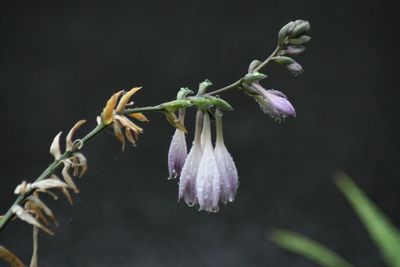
[168,110,238,212]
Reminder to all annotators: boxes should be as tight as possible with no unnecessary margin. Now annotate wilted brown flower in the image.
[101,87,148,150]
[49,120,88,195]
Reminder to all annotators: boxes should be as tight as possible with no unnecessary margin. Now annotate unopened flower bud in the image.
[279,45,306,55]
[274,56,295,65]
[288,35,311,45]
[278,21,295,46]
[252,83,296,120]
[287,62,303,75]
[290,20,310,38]
[249,59,262,72]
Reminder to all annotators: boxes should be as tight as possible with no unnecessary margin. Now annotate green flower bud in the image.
[290,20,310,38]
[249,59,262,71]
[288,35,311,45]
[273,56,295,65]
[278,21,295,46]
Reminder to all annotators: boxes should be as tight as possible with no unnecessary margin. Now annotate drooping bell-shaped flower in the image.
[247,62,296,121]
[252,83,296,120]
[178,111,204,206]
[168,109,187,179]
[196,112,221,212]
[214,110,239,204]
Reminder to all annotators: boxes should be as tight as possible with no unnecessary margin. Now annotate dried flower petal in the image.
[165,112,187,133]
[102,91,123,125]
[49,132,62,160]
[61,165,79,193]
[30,179,68,191]
[196,113,220,212]
[11,205,53,235]
[116,87,141,112]
[0,245,25,267]
[113,122,126,150]
[14,181,29,195]
[26,195,57,225]
[66,120,86,151]
[50,175,73,204]
[129,112,149,122]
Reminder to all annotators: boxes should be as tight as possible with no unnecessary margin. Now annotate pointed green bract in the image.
[335,173,400,267]
[269,229,355,267]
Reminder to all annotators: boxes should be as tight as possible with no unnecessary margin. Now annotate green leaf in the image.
[269,229,355,267]
[335,173,400,267]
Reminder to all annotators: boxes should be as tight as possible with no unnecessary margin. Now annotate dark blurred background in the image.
[1,0,399,266]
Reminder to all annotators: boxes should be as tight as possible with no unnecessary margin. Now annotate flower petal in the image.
[215,142,239,204]
[196,113,220,212]
[49,132,62,160]
[101,91,123,125]
[116,87,142,112]
[168,129,187,179]
[66,120,86,151]
[129,112,149,122]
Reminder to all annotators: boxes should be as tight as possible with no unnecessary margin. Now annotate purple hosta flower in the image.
[196,112,221,212]
[168,110,187,179]
[286,61,303,76]
[252,83,296,121]
[178,111,204,206]
[214,110,239,204]
[248,62,296,121]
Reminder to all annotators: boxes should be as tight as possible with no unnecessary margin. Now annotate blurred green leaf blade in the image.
[335,173,400,267]
[269,229,355,267]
